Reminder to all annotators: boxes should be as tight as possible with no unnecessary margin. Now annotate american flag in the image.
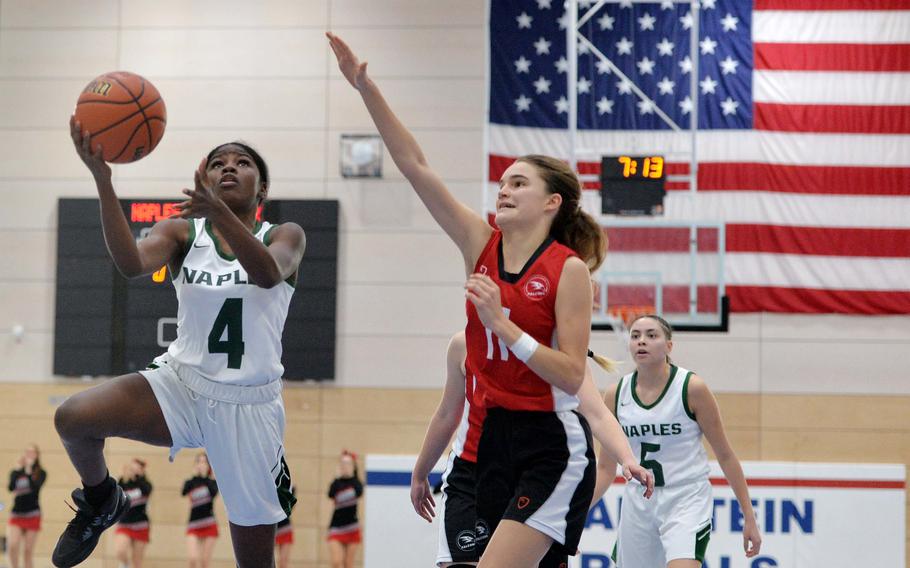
[486,0,910,315]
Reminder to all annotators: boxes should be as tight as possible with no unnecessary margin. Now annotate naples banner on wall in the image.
[365,456,905,567]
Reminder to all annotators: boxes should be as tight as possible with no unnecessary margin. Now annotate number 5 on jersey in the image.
[208,298,245,369]
[485,308,511,361]
[640,442,666,487]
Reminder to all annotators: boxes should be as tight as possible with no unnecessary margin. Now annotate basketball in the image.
[73,71,166,164]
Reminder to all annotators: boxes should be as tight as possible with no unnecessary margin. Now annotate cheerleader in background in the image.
[327,451,363,568]
[183,452,219,568]
[6,444,46,568]
[114,458,153,568]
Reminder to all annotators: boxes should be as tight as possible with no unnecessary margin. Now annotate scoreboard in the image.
[54,198,338,381]
[600,155,667,216]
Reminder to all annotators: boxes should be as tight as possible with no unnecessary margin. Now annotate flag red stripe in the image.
[606,225,910,257]
[492,154,910,196]
[755,43,910,72]
[581,180,692,190]
[755,102,910,134]
[728,286,910,314]
[597,284,719,314]
[606,227,719,252]
[578,161,689,175]
[727,224,910,257]
[755,0,910,9]
[697,162,910,196]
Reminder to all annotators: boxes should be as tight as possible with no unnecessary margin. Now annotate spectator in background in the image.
[183,452,219,568]
[114,459,153,568]
[327,451,363,568]
[6,444,46,568]
[275,485,297,568]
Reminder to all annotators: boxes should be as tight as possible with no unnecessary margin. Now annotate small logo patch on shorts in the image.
[517,496,531,509]
[474,519,490,545]
[456,530,475,551]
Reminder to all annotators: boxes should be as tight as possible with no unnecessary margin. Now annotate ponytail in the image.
[587,348,618,373]
[554,208,607,272]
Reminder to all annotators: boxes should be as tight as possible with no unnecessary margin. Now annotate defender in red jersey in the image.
[410,334,653,568]
[330,33,652,567]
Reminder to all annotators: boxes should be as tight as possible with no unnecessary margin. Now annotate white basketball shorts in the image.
[139,354,294,526]
[613,478,712,566]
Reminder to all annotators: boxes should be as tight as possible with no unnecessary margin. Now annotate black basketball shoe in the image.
[51,485,131,567]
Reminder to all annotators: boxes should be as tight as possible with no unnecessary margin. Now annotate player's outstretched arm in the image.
[410,333,467,522]
[327,32,491,270]
[578,370,654,502]
[690,376,762,558]
[70,115,186,277]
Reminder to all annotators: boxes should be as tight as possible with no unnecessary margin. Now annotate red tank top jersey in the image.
[465,230,580,412]
[452,359,486,463]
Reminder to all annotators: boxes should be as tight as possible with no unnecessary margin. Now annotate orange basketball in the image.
[74,71,166,164]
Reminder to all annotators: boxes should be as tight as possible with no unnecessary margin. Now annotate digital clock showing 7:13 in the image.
[616,155,664,179]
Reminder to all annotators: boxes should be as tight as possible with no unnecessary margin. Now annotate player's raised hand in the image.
[327,32,370,91]
[465,273,505,330]
[70,115,111,182]
[177,158,223,219]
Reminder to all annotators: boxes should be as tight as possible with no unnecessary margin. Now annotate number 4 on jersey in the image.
[208,298,245,369]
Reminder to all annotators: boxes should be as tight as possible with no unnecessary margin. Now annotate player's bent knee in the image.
[54,396,84,439]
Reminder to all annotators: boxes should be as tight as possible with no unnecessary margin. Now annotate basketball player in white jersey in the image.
[411,335,652,568]
[604,315,762,567]
[53,117,305,568]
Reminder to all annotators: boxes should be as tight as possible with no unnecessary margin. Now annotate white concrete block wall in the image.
[0,0,908,396]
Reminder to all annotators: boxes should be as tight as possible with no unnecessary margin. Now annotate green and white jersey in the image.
[167,218,294,386]
[615,365,710,487]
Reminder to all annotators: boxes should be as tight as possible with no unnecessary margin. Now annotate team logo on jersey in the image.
[523,275,550,300]
[517,496,531,509]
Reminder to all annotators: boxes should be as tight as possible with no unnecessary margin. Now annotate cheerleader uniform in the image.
[275,516,293,545]
[182,475,219,538]
[327,476,363,544]
[7,467,45,531]
[115,476,153,542]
